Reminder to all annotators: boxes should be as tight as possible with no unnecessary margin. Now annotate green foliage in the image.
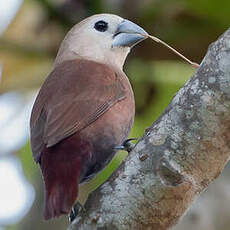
[128,59,195,136]
[18,142,38,183]
[185,0,230,28]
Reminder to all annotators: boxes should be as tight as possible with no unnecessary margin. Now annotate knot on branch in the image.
[157,158,185,186]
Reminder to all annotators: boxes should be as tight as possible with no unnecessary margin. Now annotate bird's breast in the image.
[79,72,135,181]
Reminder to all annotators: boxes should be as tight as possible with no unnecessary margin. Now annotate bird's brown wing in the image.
[30,59,126,162]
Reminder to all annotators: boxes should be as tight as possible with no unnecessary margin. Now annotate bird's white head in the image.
[54,14,147,70]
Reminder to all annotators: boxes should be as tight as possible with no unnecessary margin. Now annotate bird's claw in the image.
[68,202,85,222]
[113,138,137,153]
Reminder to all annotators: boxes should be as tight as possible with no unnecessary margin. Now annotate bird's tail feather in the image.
[40,145,82,220]
[44,181,78,220]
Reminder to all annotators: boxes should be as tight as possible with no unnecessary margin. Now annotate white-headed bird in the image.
[30,14,147,220]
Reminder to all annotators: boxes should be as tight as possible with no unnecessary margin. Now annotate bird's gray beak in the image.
[112,19,148,48]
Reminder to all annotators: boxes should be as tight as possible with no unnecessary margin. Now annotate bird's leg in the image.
[68,202,85,222]
[113,138,137,153]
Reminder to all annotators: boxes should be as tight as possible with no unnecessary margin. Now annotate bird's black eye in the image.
[94,20,108,32]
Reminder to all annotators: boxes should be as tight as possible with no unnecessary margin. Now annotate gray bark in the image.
[68,28,230,230]
[172,163,230,230]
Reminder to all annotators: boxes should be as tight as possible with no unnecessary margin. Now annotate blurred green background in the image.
[0,0,229,230]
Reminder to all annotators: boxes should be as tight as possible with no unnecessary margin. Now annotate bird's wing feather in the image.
[30,59,126,162]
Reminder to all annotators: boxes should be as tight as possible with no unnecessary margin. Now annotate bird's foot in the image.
[113,138,137,153]
[68,202,85,222]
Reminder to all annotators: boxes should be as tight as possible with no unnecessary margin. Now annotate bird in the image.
[30,13,147,220]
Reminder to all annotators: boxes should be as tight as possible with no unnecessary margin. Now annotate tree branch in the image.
[68,28,230,230]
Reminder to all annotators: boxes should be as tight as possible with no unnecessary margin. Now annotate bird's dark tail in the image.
[40,144,82,220]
